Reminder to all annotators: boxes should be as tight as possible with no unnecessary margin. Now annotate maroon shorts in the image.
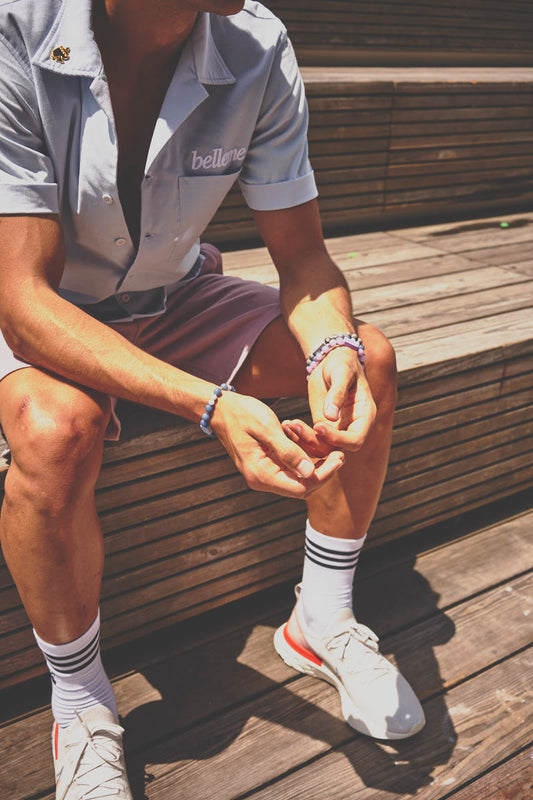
[0,244,281,440]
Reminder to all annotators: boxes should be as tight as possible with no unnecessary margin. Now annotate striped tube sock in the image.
[34,610,117,728]
[300,520,367,637]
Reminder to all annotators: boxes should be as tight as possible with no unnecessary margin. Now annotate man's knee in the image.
[4,381,110,485]
[360,323,398,412]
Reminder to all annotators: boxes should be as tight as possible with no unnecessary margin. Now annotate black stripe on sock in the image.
[305,549,360,569]
[305,540,361,566]
[46,635,100,671]
[44,630,100,663]
[304,550,360,570]
[305,536,363,557]
[49,645,100,675]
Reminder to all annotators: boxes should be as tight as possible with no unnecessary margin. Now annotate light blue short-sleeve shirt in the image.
[0,0,317,306]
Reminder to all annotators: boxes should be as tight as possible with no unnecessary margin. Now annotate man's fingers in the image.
[251,449,344,498]
[281,419,333,458]
[314,406,375,450]
[313,450,345,481]
[264,426,318,479]
[322,362,355,422]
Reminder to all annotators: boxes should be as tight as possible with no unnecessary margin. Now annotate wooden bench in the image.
[1,210,532,690]
[207,67,533,246]
[266,0,533,67]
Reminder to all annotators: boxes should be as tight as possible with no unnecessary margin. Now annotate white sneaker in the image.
[52,704,133,799]
[274,586,425,740]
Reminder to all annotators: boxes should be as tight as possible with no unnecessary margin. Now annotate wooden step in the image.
[206,68,533,246]
[266,1,533,67]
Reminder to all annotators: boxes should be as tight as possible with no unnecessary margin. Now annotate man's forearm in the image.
[278,251,356,356]
[2,283,215,422]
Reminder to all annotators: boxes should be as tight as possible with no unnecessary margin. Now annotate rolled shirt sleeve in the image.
[0,34,59,215]
[238,32,318,211]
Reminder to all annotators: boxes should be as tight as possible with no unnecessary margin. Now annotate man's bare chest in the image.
[108,75,172,246]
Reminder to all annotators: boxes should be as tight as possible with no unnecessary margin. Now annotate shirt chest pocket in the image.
[176,172,240,255]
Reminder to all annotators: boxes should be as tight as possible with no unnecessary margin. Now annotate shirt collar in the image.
[32,0,103,77]
[32,1,235,85]
[191,13,236,86]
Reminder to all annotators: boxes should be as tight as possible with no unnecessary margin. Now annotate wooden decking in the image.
[1,495,531,800]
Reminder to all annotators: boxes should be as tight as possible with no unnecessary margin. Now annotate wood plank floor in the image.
[1,494,531,800]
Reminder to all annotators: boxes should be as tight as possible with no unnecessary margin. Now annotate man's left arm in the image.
[253,198,377,453]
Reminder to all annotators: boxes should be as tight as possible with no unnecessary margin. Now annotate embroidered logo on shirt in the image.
[191,147,247,172]
[50,46,71,64]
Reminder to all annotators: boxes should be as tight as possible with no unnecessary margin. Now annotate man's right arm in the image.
[0,214,341,497]
[0,214,220,422]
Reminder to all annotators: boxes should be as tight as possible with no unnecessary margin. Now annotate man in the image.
[0,0,425,797]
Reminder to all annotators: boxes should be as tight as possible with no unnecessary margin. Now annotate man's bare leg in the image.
[234,313,396,636]
[0,368,129,789]
[234,313,396,637]
[234,316,425,740]
[0,368,111,643]
[233,314,397,542]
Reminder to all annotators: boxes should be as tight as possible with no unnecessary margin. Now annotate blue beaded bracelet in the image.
[306,332,365,381]
[200,382,236,438]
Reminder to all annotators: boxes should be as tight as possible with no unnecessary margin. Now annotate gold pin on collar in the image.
[50,45,71,64]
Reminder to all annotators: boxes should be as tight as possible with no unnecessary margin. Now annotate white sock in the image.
[34,610,117,728]
[300,520,367,637]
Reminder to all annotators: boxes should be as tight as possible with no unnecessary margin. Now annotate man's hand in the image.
[282,347,377,456]
[211,391,345,498]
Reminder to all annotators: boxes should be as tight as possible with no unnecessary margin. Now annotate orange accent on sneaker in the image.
[283,623,322,666]
[54,722,59,760]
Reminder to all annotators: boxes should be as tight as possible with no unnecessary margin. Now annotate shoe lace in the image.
[326,622,390,680]
[67,713,125,799]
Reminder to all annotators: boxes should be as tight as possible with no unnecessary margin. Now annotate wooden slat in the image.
[384,424,533,500]
[393,308,533,380]
[302,68,533,89]
[391,405,533,465]
[395,371,531,427]
[370,470,533,542]
[397,353,533,404]
[387,141,533,167]
[375,451,533,521]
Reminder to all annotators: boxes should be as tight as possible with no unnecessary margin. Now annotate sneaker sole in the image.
[274,623,424,740]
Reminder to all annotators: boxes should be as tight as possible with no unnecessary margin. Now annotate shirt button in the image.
[121,293,130,303]
[102,193,113,205]
[115,237,127,246]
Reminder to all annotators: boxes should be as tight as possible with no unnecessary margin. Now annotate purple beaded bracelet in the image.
[306,332,366,381]
[200,382,236,438]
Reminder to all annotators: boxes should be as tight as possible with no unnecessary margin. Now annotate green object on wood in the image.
[349,252,358,257]
[500,222,510,228]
